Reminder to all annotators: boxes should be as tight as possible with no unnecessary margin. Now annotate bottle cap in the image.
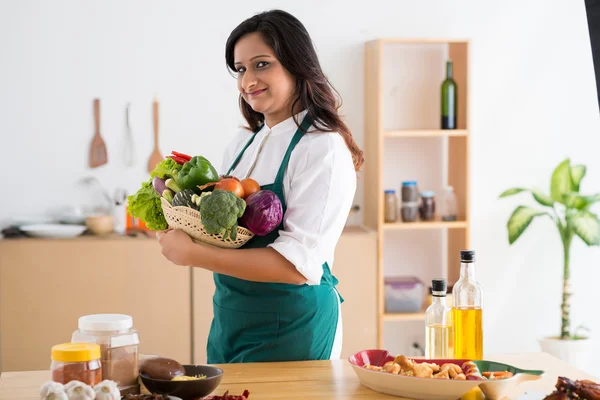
[51,343,101,362]
[402,181,417,186]
[384,189,396,194]
[460,250,475,262]
[431,279,447,292]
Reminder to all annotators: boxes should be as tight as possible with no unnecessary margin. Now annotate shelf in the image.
[384,129,468,138]
[373,38,470,45]
[382,312,426,321]
[383,220,468,230]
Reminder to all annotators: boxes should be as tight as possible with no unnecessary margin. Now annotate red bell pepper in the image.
[171,151,192,161]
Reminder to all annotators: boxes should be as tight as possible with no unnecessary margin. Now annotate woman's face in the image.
[234,32,297,125]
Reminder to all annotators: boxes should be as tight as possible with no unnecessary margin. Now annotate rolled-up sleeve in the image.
[268,132,357,285]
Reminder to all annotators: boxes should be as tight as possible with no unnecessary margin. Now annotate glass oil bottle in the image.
[425,279,453,358]
[452,250,484,359]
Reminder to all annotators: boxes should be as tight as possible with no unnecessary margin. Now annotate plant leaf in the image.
[570,211,600,246]
[531,188,554,207]
[551,159,574,204]
[563,192,589,210]
[563,193,600,210]
[499,188,527,198]
[507,206,547,245]
[571,165,587,192]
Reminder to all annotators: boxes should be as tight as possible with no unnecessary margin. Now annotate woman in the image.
[157,9,364,364]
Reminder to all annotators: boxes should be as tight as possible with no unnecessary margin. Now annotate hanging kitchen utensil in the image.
[147,96,163,173]
[123,102,135,167]
[89,98,108,168]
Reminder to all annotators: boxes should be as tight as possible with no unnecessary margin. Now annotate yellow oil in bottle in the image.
[425,324,453,358]
[452,307,483,359]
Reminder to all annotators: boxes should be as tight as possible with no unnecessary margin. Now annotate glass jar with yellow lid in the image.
[51,343,102,386]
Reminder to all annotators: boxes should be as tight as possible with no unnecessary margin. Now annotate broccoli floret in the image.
[199,189,246,240]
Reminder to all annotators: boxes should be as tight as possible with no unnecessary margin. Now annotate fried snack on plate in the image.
[383,361,401,375]
[421,362,441,373]
[364,364,383,372]
[441,363,462,379]
[433,370,450,379]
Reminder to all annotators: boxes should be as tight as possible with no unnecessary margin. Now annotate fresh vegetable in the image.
[177,156,220,193]
[93,380,120,400]
[172,189,198,209]
[40,381,68,400]
[127,180,168,231]
[191,192,212,207]
[171,151,192,161]
[240,178,260,199]
[240,190,282,236]
[150,158,181,179]
[152,176,167,194]
[200,189,246,240]
[165,178,182,193]
[216,178,245,198]
[168,155,188,165]
[65,381,95,400]
[162,189,174,204]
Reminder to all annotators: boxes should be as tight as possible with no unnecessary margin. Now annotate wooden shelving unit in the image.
[363,38,471,349]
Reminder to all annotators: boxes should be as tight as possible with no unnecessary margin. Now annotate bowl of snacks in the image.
[348,349,544,400]
[139,357,223,399]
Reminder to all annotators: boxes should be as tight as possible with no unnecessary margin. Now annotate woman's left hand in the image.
[156,229,195,266]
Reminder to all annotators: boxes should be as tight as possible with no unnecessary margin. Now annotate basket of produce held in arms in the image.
[128,151,283,249]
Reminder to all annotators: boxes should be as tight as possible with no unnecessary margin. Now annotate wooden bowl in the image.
[140,365,223,400]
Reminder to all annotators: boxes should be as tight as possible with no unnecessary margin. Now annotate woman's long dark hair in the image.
[225,10,364,171]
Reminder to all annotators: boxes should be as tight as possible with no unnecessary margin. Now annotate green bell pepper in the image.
[177,156,219,193]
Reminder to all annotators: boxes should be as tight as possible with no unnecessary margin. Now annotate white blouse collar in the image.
[262,109,309,136]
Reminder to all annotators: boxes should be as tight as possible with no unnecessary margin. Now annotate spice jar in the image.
[384,190,398,222]
[401,181,419,223]
[419,191,436,221]
[72,314,140,395]
[51,343,102,386]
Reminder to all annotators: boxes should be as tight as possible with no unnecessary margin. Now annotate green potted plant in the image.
[500,158,599,368]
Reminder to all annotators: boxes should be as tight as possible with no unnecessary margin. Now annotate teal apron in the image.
[207,115,343,363]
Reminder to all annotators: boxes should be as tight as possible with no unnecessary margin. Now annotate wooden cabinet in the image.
[0,227,376,372]
[0,237,191,372]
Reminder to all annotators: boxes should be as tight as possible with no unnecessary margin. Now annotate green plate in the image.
[471,360,545,400]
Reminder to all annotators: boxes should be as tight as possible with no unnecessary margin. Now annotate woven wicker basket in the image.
[160,197,254,249]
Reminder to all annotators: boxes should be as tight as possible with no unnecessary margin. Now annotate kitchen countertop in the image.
[0,352,596,399]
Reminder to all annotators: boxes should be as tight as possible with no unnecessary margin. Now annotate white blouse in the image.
[220,110,357,285]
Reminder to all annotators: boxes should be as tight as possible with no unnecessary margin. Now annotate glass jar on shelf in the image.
[419,191,436,221]
[384,190,398,223]
[441,186,458,221]
[401,181,419,222]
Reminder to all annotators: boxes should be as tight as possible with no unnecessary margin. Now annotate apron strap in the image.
[273,115,312,187]
[226,128,260,176]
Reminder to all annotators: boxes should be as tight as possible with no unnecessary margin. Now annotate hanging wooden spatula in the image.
[89,98,108,168]
[147,96,163,173]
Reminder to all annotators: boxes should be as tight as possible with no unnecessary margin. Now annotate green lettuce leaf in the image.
[150,158,181,179]
[127,180,168,231]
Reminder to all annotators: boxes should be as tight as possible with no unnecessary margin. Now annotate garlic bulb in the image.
[93,380,120,400]
[64,381,86,393]
[65,381,95,400]
[39,381,68,400]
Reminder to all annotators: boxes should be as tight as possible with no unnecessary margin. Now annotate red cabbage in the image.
[240,190,283,236]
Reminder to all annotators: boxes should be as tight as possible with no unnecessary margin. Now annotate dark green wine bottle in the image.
[441,60,457,129]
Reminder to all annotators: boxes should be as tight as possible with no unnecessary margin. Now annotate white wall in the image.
[2,0,600,376]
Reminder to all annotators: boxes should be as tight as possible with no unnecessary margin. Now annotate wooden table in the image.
[0,352,597,399]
